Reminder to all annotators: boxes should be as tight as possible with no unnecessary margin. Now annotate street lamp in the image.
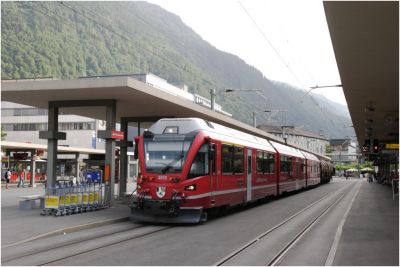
[301,84,343,99]
[281,125,294,144]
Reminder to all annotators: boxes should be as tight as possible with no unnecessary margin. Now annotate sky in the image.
[148,0,347,106]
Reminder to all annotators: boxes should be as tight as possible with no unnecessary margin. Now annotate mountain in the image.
[1,1,354,138]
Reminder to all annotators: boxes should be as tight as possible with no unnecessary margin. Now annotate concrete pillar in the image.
[105,101,116,207]
[46,105,58,188]
[30,150,36,188]
[76,159,80,183]
[119,118,129,196]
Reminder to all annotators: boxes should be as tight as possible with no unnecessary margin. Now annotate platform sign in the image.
[385,144,399,149]
[111,130,124,140]
[45,196,59,209]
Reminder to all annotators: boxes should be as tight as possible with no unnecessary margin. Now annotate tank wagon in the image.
[131,118,332,223]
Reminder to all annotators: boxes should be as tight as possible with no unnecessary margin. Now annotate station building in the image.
[1,73,232,186]
[257,124,330,155]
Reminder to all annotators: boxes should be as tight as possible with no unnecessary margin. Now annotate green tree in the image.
[1,126,7,141]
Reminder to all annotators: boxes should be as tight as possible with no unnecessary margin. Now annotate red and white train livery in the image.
[131,118,332,223]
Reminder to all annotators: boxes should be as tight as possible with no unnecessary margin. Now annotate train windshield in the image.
[144,136,194,174]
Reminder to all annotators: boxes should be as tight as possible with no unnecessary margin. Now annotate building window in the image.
[2,122,95,131]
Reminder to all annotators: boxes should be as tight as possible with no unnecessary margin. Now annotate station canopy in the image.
[324,1,399,147]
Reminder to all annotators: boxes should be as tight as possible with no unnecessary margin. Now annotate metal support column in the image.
[119,118,129,196]
[40,105,64,189]
[47,106,58,188]
[75,153,80,184]
[105,101,116,207]
[30,150,36,188]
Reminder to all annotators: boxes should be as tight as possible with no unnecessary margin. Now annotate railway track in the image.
[2,221,173,266]
[215,180,359,266]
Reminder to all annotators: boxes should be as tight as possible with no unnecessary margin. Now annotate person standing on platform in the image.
[18,170,25,188]
[368,172,373,183]
[5,169,11,189]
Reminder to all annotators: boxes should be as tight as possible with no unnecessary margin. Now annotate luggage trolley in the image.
[55,181,66,216]
[81,181,89,212]
[41,186,59,216]
[75,183,83,213]
[84,170,103,211]
[69,182,78,214]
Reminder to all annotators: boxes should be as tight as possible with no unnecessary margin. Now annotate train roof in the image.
[269,141,305,158]
[148,118,276,152]
[300,150,320,162]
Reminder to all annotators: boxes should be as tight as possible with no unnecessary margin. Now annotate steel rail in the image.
[2,222,144,264]
[3,224,173,266]
[215,183,353,266]
[267,189,348,266]
[37,225,173,266]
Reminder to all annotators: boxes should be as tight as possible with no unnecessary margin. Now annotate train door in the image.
[246,148,252,202]
[209,143,217,206]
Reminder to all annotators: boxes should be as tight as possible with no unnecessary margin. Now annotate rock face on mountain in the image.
[1,1,353,138]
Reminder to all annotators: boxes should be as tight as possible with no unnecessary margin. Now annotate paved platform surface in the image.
[1,183,136,246]
[1,178,398,266]
[332,177,399,266]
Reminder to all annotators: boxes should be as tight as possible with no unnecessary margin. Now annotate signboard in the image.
[385,144,399,149]
[111,130,124,140]
[104,164,110,182]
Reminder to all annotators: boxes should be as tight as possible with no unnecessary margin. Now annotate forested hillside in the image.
[1,1,354,138]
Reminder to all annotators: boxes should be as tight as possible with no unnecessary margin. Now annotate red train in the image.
[131,118,333,223]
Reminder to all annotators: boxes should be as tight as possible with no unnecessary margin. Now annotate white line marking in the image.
[325,181,362,266]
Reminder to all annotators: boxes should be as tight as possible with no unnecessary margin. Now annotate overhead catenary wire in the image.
[238,1,306,90]
[237,1,337,127]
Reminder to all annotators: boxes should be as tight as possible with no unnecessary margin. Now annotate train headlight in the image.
[184,184,196,191]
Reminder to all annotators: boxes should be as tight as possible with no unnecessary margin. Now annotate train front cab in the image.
[132,128,217,223]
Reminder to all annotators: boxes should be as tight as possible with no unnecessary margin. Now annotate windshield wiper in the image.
[161,153,184,174]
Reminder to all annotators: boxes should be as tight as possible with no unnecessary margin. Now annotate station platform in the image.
[332,177,399,266]
[1,178,398,265]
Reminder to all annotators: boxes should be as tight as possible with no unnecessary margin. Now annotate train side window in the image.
[280,156,291,173]
[188,144,209,179]
[256,151,263,174]
[233,147,244,174]
[222,144,233,174]
[280,156,286,173]
[266,153,275,174]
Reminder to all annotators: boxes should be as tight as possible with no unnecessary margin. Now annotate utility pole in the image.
[210,88,216,111]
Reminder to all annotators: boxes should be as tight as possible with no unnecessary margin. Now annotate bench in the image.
[17,195,45,210]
